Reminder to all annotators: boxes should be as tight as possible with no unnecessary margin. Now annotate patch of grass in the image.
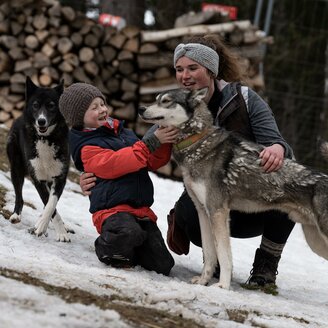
[0,267,206,328]
[0,126,9,172]
[0,184,11,220]
[240,282,279,296]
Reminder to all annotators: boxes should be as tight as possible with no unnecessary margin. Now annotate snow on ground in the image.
[0,169,328,328]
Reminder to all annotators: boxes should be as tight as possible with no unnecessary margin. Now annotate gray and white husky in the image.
[139,87,328,290]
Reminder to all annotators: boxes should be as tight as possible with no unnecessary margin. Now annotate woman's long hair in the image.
[185,34,249,84]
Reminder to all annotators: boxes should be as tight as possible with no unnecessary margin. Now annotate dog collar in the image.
[174,130,208,151]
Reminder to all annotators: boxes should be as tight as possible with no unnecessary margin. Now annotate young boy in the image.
[59,83,178,275]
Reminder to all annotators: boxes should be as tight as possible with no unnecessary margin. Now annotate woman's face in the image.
[175,56,215,102]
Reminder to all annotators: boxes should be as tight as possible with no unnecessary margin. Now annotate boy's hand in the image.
[154,126,180,144]
[80,172,96,195]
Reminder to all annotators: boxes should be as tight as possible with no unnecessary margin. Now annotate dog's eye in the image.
[161,98,171,104]
[46,102,56,110]
[32,101,40,110]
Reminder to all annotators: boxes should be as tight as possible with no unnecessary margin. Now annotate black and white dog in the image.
[6,77,73,242]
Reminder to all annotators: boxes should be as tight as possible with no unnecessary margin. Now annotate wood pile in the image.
[0,0,272,179]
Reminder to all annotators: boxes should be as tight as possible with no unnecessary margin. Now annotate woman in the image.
[167,34,295,289]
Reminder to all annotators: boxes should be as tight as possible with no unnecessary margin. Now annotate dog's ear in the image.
[55,79,64,95]
[25,76,38,98]
[191,87,208,102]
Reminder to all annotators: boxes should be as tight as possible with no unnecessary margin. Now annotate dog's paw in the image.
[56,232,71,243]
[9,213,21,224]
[32,218,50,237]
[191,275,209,286]
[212,281,230,290]
[28,227,48,237]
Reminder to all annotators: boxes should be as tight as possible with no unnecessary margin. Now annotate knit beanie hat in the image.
[59,83,105,128]
[173,43,219,77]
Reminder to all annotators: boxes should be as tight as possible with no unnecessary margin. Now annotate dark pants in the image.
[95,212,175,276]
[175,190,295,247]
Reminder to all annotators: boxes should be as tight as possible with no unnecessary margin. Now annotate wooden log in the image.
[8,47,26,60]
[0,110,11,122]
[0,51,11,73]
[79,47,94,62]
[137,52,173,70]
[62,53,79,67]
[10,21,23,36]
[123,38,139,53]
[61,6,76,22]
[58,61,74,73]
[121,25,140,39]
[141,20,251,42]
[15,59,32,72]
[139,43,158,54]
[57,37,73,55]
[139,77,178,95]
[108,33,127,49]
[73,67,91,83]
[105,78,120,94]
[48,2,61,17]
[33,52,51,69]
[35,30,49,43]
[101,46,117,63]
[121,78,138,92]
[0,95,15,112]
[58,25,70,37]
[32,14,48,30]
[113,102,136,121]
[84,33,100,48]
[10,72,26,84]
[39,74,52,86]
[0,35,18,49]
[117,50,134,61]
[83,61,99,77]
[118,61,135,76]
[41,42,56,58]
[41,66,59,81]
[71,32,83,47]
[121,91,136,102]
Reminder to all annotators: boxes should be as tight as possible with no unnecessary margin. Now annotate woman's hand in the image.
[154,126,180,144]
[259,144,285,173]
[79,172,96,195]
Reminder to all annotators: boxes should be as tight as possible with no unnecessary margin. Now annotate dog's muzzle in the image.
[36,117,48,133]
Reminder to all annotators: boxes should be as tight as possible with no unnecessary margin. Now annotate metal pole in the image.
[264,0,275,35]
[254,0,264,27]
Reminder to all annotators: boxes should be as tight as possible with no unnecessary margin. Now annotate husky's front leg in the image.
[211,208,232,289]
[191,206,217,286]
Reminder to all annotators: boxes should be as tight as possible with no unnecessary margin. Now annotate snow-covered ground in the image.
[0,169,328,328]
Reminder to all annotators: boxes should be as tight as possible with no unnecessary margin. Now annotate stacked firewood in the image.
[0,0,271,178]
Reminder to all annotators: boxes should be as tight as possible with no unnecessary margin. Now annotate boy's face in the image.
[83,97,109,128]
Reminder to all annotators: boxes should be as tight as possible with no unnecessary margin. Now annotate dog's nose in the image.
[138,107,146,115]
[37,117,47,127]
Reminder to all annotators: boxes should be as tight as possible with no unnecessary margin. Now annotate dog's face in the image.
[138,88,208,127]
[25,77,64,136]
